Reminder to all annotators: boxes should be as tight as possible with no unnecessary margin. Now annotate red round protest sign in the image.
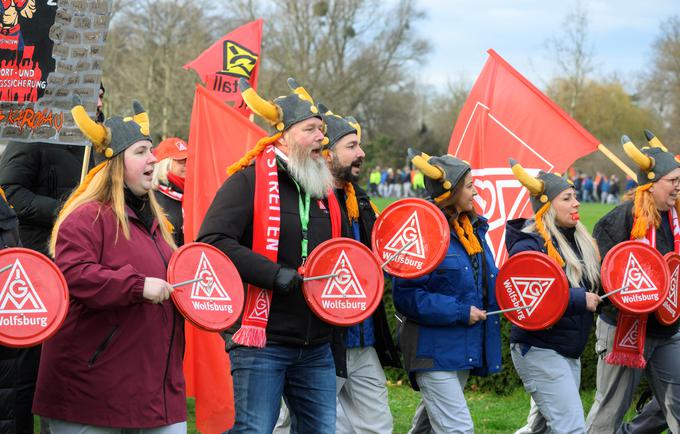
[371,198,449,279]
[167,242,244,332]
[601,240,668,314]
[495,251,569,330]
[302,238,384,326]
[0,247,69,348]
[655,252,680,325]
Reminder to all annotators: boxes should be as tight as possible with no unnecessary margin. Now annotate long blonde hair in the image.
[523,206,601,292]
[50,154,176,256]
[152,158,172,189]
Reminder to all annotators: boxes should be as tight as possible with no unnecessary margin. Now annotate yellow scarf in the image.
[451,215,482,256]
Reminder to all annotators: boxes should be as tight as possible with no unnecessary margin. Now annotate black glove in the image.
[273,267,303,294]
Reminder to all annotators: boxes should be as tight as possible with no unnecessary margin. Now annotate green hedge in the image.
[382,284,600,394]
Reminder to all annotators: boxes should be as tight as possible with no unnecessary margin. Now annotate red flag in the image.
[183,84,266,433]
[184,19,263,117]
[448,49,600,266]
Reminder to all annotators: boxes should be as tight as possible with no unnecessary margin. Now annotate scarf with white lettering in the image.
[232,145,341,348]
[606,207,680,368]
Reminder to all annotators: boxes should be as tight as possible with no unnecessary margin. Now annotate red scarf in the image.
[167,172,185,192]
[606,207,680,368]
[231,145,341,348]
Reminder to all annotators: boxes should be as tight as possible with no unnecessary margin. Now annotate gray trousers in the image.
[514,398,549,434]
[414,370,472,434]
[585,317,680,434]
[618,396,670,434]
[510,344,585,434]
[335,347,393,434]
[47,419,186,434]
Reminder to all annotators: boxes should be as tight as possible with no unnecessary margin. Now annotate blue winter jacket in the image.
[393,216,502,390]
[505,218,593,359]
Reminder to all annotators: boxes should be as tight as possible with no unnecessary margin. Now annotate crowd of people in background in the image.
[368,165,636,205]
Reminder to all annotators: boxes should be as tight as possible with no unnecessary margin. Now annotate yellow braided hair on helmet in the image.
[369,200,380,217]
[451,215,482,256]
[57,161,108,221]
[227,132,283,176]
[344,182,359,222]
[630,183,658,239]
[534,202,566,267]
[0,186,9,207]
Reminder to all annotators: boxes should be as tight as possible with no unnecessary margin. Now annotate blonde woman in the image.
[152,137,188,246]
[32,100,186,433]
[508,160,601,434]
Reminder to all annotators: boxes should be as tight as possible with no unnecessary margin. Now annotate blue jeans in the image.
[228,343,336,434]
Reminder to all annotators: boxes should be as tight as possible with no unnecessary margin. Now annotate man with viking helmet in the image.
[585,131,680,433]
[315,105,400,433]
[393,150,501,434]
[506,161,601,434]
[197,78,341,433]
[33,99,187,432]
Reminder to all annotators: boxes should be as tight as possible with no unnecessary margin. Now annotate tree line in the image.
[101,0,680,178]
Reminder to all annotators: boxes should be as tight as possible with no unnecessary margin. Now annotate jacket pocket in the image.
[88,325,118,367]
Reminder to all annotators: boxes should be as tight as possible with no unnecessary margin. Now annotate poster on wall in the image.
[0,0,112,145]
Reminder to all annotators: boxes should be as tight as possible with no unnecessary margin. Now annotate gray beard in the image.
[288,145,333,199]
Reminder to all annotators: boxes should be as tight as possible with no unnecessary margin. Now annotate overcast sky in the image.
[413,0,678,91]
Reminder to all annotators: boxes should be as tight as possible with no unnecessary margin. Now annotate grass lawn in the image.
[185,384,647,433]
[372,197,614,233]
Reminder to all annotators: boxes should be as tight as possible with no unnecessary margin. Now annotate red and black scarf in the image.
[231,145,341,348]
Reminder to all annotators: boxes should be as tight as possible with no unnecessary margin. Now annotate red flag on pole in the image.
[183,84,266,433]
[184,19,263,117]
[448,49,600,266]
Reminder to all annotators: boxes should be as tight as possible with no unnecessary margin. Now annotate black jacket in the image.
[197,161,335,346]
[0,194,39,434]
[154,180,184,247]
[593,201,679,337]
[0,142,94,255]
[331,184,401,378]
[505,218,594,359]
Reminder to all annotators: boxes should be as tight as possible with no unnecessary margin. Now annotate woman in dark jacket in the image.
[33,101,185,432]
[393,150,501,434]
[0,187,35,434]
[507,160,601,434]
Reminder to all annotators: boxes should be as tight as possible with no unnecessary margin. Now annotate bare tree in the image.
[641,16,680,145]
[102,0,223,141]
[221,0,430,142]
[545,2,595,116]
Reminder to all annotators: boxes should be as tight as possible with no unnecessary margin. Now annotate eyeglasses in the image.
[662,177,680,187]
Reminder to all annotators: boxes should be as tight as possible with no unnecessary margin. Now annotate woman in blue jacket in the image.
[394,150,501,434]
[507,160,601,434]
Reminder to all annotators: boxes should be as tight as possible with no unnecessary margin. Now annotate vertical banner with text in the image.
[0,0,111,145]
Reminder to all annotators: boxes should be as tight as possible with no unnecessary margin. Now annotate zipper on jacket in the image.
[88,325,118,367]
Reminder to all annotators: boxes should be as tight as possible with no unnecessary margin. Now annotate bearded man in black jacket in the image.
[198,78,340,434]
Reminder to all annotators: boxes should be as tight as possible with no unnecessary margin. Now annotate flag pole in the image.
[597,143,637,182]
[79,145,92,184]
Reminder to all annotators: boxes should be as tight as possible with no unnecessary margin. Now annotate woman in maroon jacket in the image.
[32,100,186,433]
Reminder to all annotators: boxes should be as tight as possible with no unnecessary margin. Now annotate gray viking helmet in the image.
[510,159,574,212]
[239,77,322,133]
[409,148,471,200]
[622,131,680,186]
[72,96,151,159]
[317,104,360,150]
